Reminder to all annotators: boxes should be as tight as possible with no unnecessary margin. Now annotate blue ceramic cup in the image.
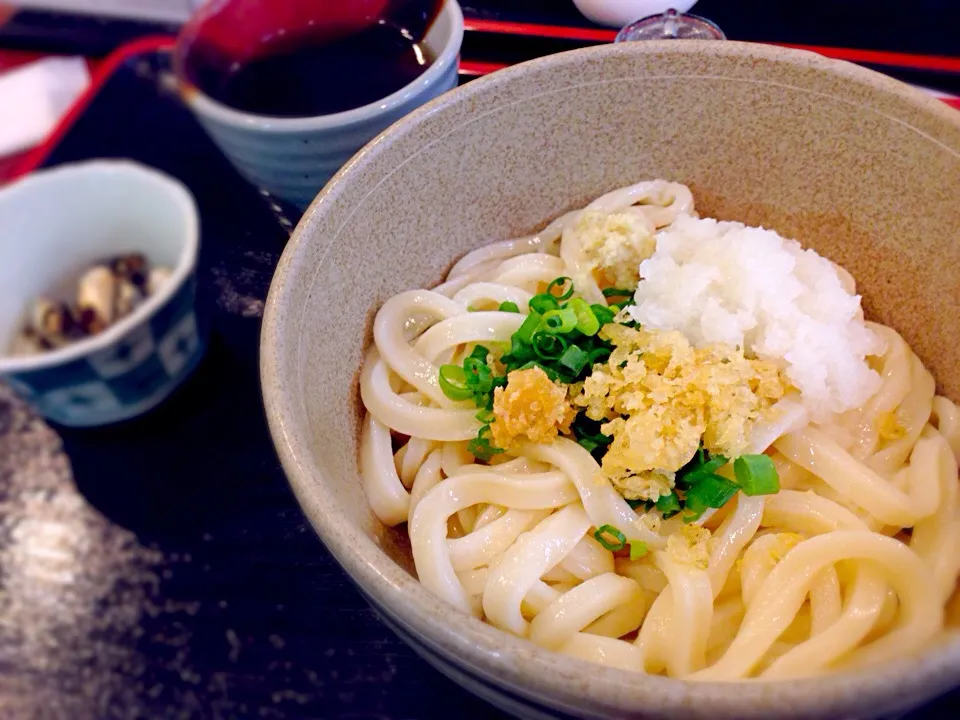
[175,0,464,212]
[0,161,204,427]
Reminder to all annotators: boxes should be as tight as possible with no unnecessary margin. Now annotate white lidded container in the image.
[572,0,698,27]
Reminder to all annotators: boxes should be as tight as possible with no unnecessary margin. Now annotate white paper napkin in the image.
[0,56,91,158]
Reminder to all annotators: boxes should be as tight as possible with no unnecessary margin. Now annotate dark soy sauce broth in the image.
[181,0,443,118]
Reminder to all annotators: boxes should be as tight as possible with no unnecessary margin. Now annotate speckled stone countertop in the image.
[0,376,522,720]
[0,383,160,718]
[0,378,511,720]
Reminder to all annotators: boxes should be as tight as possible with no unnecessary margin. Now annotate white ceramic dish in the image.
[573,0,698,27]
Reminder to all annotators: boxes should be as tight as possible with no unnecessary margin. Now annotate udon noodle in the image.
[358,180,960,680]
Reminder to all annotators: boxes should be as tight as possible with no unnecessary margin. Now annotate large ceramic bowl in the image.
[261,41,960,719]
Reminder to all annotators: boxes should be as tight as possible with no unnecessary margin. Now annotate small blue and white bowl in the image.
[0,160,203,427]
[176,0,465,212]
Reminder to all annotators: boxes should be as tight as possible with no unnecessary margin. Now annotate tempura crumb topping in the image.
[490,367,576,449]
[574,324,787,499]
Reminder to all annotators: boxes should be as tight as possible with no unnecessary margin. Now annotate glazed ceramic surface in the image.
[179,0,464,211]
[0,160,202,427]
[262,41,960,719]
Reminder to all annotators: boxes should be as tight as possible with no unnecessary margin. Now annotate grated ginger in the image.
[734,532,804,577]
[565,211,655,290]
[877,410,907,442]
[768,532,804,563]
[573,324,787,500]
[490,367,576,449]
[666,525,712,569]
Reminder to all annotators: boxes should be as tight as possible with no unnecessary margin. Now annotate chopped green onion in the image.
[532,332,567,360]
[515,360,560,381]
[498,280,614,386]
[734,454,780,496]
[498,301,520,313]
[602,287,634,299]
[696,474,740,507]
[459,358,496,409]
[541,307,578,334]
[464,357,492,386]
[566,298,600,336]
[655,492,682,519]
[438,365,472,401]
[577,315,600,336]
[469,345,490,362]
[502,337,534,368]
[468,424,504,461]
[529,294,560,315]
[588,346,612,364]
[558,345,591,376]
[683,474,739,523]
[591,304,616,326]
[682,508,706,524]
[679,455,729,485]
[547,276,575,300]
[572,415,613,454]
[515,312,542,343]
[593,524,627,552]
[475,409,495,423]
[629,541,648,560]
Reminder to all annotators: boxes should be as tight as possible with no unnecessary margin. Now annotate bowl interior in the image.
[0,161,197,361]
[264,41,960,717]
[423,0,457,57]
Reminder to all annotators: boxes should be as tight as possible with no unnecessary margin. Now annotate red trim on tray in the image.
[8,35,176,182]
[778,43,960,74]
[465,17,617,42]
[459,59,509,76]
[464,17,960,74]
